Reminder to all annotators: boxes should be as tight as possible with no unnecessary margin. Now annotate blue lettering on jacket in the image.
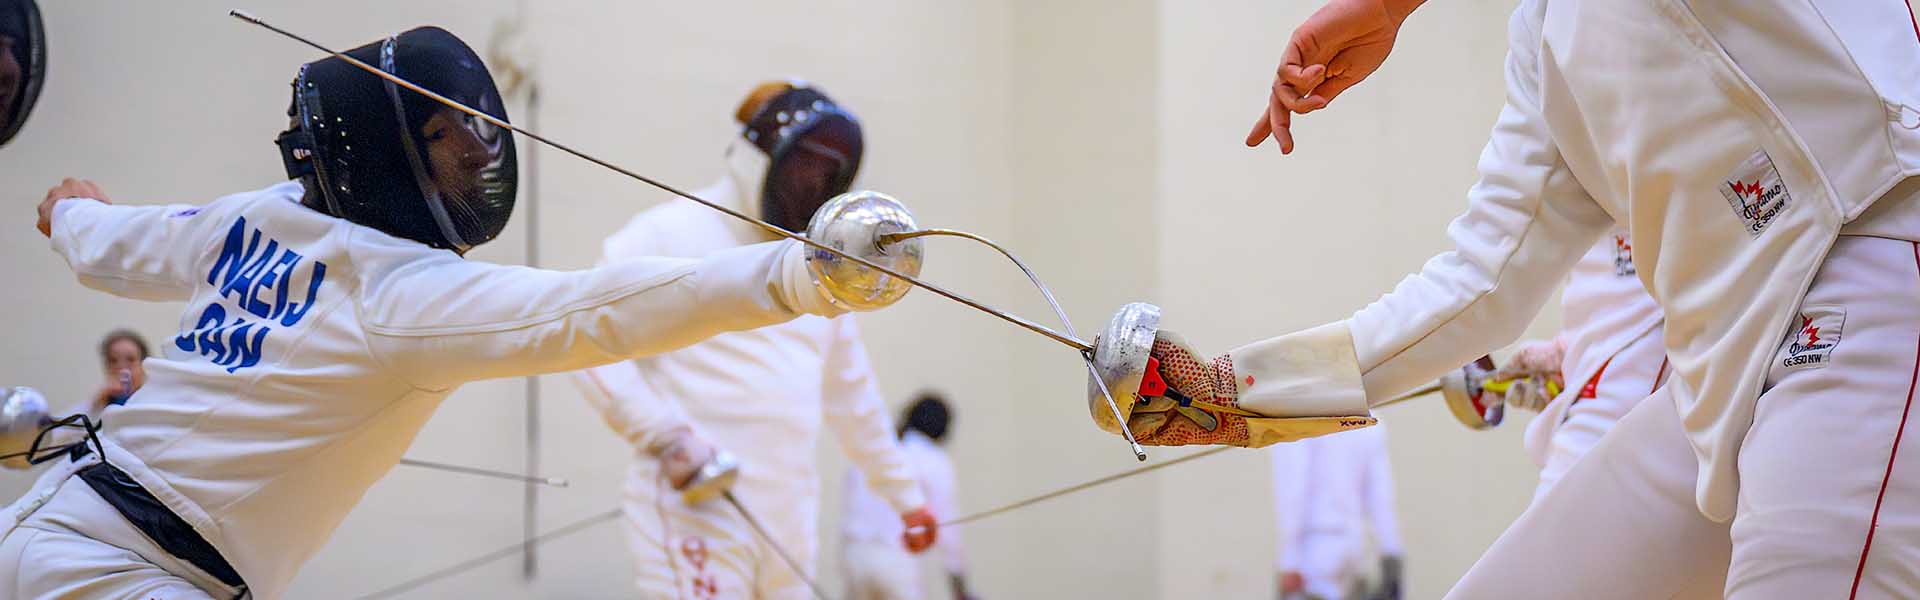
[175,217,328,373]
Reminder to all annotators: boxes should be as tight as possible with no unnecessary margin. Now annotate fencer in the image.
[568,80,934,599]
[6,28,912,600]
[1271,424,1403,600]
[1091,0,1920,597]
[840,393,972,600]
[1477,232,1669,500]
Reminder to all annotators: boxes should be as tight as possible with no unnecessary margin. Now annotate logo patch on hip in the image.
[1611,233,1637,277]
[1720,149,1793,237]
[1781,305,1844,370]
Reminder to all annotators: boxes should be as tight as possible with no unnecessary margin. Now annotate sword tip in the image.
[228,9,261,24]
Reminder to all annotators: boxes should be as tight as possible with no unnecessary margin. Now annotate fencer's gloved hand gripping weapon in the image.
[1086,303,1375,447]
[1371,351,1564,431]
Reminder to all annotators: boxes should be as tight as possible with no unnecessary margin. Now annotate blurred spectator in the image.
[842,392,973,600]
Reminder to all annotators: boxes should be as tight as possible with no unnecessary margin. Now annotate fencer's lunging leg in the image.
[1447,386,1730,599]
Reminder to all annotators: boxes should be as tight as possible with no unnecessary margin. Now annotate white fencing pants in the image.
[1531,326,1668,501]
[1451,236,1920,599]
[0,462,241,599]
[841,538,919,600]
[624,460,814,600]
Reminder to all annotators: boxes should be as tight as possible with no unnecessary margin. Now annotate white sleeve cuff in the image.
[47,198,98,256]
[1231,321,1371,417]
[774,241,850,318]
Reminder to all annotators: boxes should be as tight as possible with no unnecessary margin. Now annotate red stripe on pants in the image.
[1848,241,1920,598]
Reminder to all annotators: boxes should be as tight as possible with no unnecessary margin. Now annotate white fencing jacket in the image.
[35,181,829,598]
[569,165,924,560]
[1235,0,1920,521]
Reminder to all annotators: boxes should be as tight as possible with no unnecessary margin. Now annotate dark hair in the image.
[898,391,951,442]
[100,329,150,363]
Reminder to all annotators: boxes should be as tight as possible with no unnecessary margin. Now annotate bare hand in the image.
[92,384,121,410]
[1247,0,1418,152]
[655,429,718,490]
[38,178,111,237]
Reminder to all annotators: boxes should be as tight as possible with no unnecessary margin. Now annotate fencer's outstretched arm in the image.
[567,215,698,455]
[45,184,252,302]
[822,316,927,513]
[1111,9,1610,447]
[357,233,837,391]
[1238,7,1610,416]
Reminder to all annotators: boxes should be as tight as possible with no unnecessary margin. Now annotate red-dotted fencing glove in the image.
[1127,331,1373,447]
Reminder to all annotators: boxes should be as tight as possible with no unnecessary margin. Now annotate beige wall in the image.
[1,1,1568,598]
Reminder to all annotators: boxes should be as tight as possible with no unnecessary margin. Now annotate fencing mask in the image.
[276,26,517,252]
[0,0,44,148]
[734,81,863,233]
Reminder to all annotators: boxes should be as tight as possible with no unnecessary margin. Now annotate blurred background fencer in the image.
[1490,232,1668,501]
[1271,425,1402,600]
[841,392,973,600]
[568,80,937,599]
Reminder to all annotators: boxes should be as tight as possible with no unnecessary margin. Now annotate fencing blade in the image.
[880,229,1147,460]
[723,491,831,600]
[1373,381,1441,409]
[944,446,1233,528]
[227,9,1088,355]
[397,458,569,487]
[356,509,620,599]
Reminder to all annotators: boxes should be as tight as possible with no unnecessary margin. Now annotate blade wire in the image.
[397,458,568,487]
[724,491,832,600]
[355,509,620,599]
[943,446,1233,528]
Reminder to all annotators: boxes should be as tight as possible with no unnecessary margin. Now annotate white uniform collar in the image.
[721,137,780,243]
